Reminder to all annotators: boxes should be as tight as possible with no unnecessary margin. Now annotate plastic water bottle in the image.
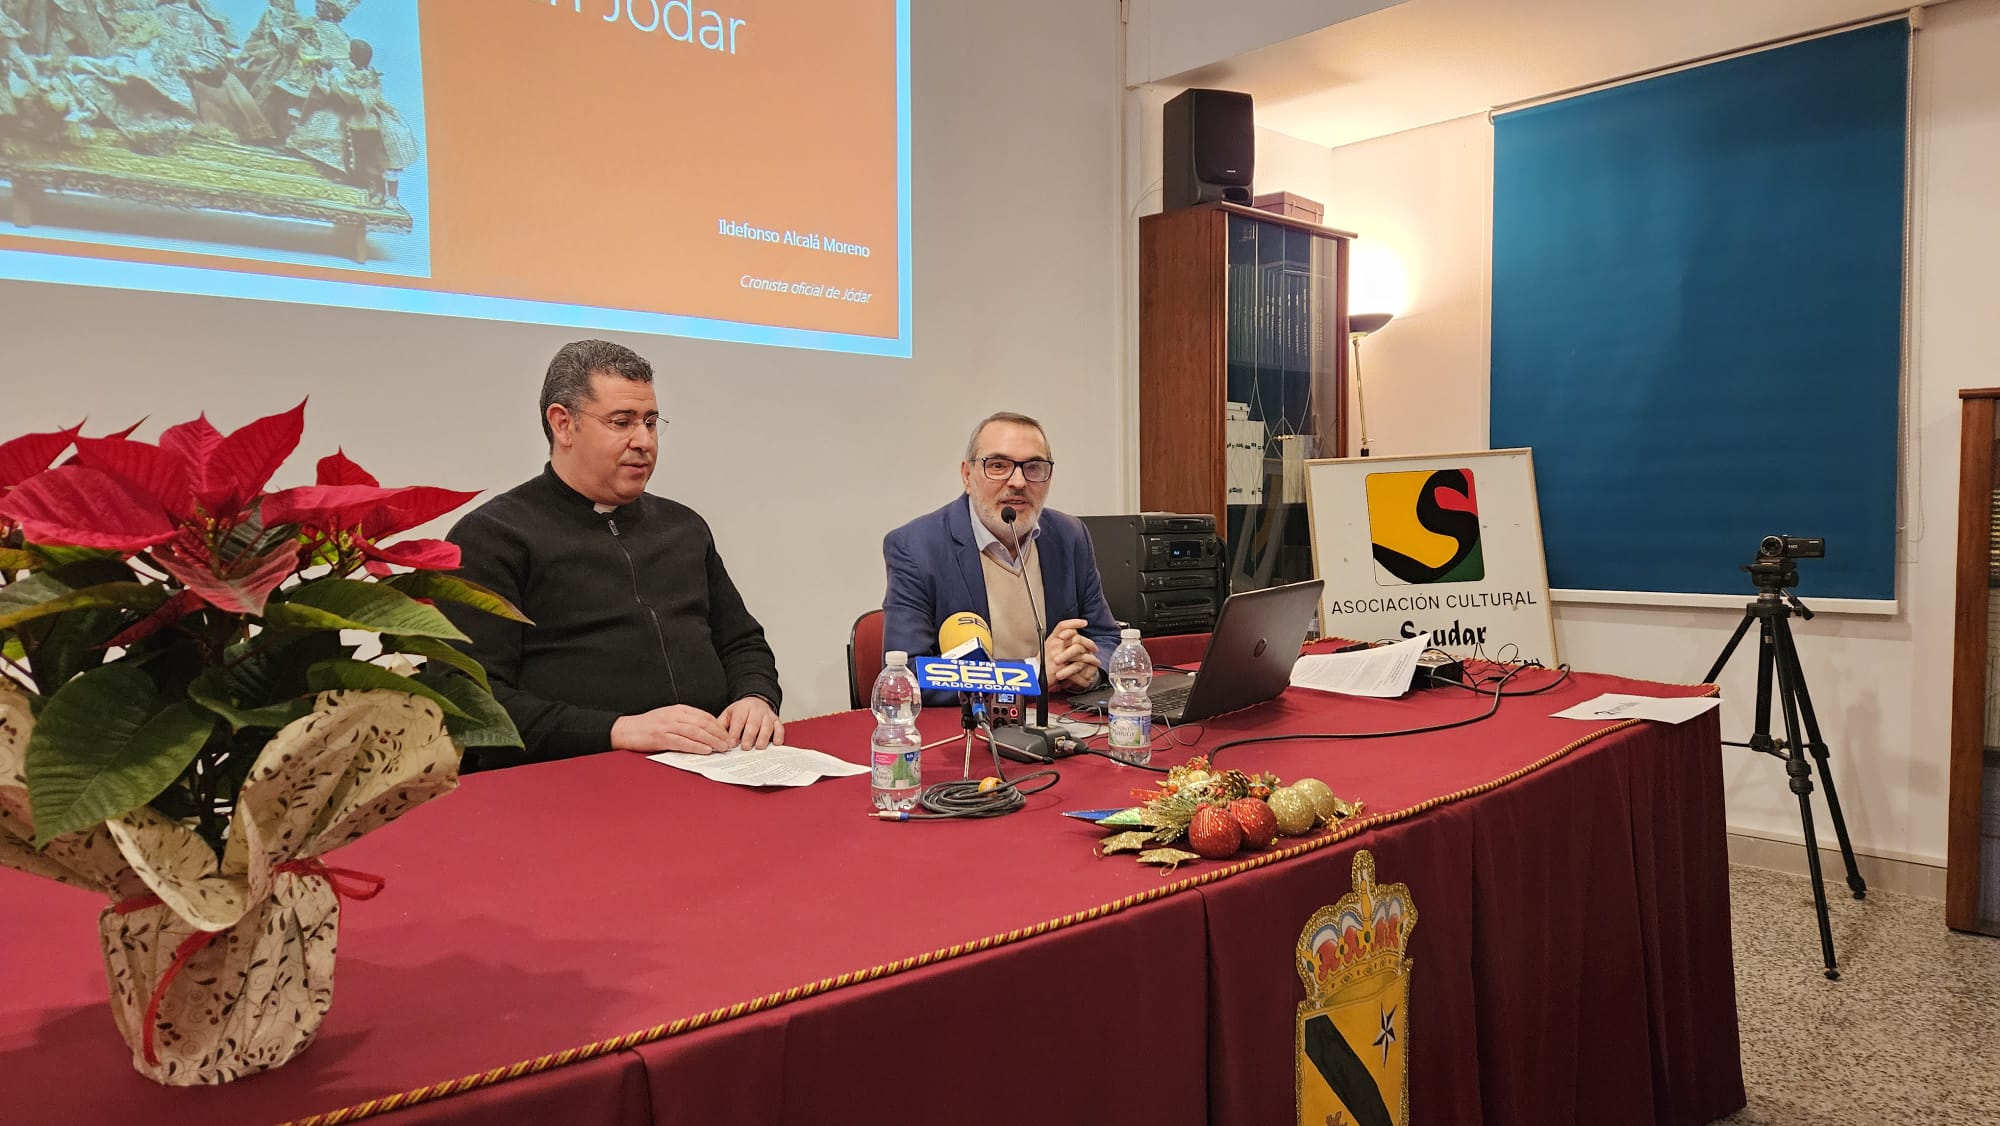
[870,651,923,811]
[1107,629,1154,766]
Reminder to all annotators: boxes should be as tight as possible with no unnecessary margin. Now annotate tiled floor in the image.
[1715,865,2000,1126]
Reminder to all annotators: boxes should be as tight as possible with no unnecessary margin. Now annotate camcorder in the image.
[1745,534,1824,594]
[1758,535,1826,561]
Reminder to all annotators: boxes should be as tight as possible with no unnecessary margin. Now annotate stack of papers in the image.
[648,745,869,788]
[1290,634,1431,698]
[1549,694,1722,724]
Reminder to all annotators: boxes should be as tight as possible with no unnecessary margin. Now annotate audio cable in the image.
[872,722,1060,821]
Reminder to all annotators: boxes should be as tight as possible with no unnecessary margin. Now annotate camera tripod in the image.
[1704,555,1866,980]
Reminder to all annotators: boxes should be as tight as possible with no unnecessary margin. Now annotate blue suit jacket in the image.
[882,497,1121,703]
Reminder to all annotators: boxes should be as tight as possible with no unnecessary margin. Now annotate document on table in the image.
[1290,633,1430,698]
[1550,694,1723,724]
[647,745,869,787]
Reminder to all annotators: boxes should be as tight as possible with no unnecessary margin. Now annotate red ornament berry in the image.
[1228,798,1279,849]
[1188,805,1244,859]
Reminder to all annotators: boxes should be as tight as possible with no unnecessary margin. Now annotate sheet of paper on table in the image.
[1550,693,1723,724]
[648,745,870,787]
[1289,633,1431,698]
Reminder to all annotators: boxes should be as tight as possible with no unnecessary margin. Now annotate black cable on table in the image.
[873,723,1060,820]
[1205,665,1525,768]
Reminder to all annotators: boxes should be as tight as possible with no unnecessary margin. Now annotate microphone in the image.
[914,610,1046,768]
[938,611,994,661]
[935,612,1009,729]
[1000,507,1051,727]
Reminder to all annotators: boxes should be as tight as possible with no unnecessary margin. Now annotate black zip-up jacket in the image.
[444,464,782,770]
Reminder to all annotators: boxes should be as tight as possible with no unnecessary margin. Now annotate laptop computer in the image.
[1069,579,1325,723]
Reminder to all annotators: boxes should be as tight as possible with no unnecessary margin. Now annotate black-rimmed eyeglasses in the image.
[975,456,1054,483]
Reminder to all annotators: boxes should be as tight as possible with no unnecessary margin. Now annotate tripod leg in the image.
[1773,619,1867,900]
[1770,622,1841,980]
[1704,611,1758,685]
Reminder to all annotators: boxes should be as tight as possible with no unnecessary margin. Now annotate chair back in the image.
[847,609,887,710]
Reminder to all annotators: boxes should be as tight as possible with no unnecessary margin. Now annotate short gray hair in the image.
[963,412,1050,462]
[540,339,653,445]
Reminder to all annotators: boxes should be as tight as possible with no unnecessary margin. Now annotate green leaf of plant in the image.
[0,580,167,632]
[418,669,523,749]
[187,668,313,732]
[0,547,41,571]
[305,658,471,718]
[29,544,124,568]
[383,572,531,623]
[265,578,468,641]
[217,629,345,711]
[384,635,489,690]
[25,667,216,846]
[21,606,128,695]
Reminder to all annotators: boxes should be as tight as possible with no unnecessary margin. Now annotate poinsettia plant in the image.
[0,402,523,855]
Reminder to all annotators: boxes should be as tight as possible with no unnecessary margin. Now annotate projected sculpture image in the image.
[0,0,425,264]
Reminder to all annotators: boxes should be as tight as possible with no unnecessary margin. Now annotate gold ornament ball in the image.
[1290,778,1339,825]
[1267,787,1317,836]
[978,776,1003,793]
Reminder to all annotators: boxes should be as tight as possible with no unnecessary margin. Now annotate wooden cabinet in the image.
[1948,389,2000,935]
[1138,202,1353,592]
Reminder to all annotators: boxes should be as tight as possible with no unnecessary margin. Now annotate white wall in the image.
[1307,0,2000,867]
[1324,114,1493,456]
[0,0,1128,722]
[1126,0,1403,86]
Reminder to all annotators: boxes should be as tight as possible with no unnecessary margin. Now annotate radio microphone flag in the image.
[913,657,1042,696]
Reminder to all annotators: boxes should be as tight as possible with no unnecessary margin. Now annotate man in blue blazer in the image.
[882,412,1122,703]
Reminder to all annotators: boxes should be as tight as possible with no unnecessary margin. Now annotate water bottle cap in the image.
[1120,628,1141,640]
[885,650,908,666]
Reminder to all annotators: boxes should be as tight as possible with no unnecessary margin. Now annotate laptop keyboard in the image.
[1151,683,1194,715]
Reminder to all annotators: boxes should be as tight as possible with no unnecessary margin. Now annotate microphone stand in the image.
[1002,507,1051,728]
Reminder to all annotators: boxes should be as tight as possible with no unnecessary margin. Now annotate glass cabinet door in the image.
[1223,212,1341,593]
[1983,449,2000,931]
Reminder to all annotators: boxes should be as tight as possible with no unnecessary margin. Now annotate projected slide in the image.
[0,0,911,356]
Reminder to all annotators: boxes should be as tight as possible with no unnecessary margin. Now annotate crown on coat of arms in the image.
[1296,850,1418,1007]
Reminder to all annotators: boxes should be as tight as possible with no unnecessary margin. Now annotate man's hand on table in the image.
[720,695,784,750]
[612,705,733,754]
[1043,618,1102,693]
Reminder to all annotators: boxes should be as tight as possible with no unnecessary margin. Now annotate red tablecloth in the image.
[0,665,1744,1125]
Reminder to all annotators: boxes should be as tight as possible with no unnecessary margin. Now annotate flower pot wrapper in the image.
[0,686,460,1085]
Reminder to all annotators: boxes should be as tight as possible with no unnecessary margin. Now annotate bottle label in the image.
[871,748,921,789]
[1108,712,1152,749]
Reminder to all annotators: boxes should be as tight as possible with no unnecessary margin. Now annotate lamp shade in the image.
[1349,311,1394,336]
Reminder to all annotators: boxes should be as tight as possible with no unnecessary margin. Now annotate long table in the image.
[0,663,1745,1125]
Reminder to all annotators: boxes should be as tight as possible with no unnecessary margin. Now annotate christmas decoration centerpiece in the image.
[1092,756,1363,870]
[0,404,524,1085]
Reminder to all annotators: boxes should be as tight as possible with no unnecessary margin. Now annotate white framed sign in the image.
[1303,449,1559,666]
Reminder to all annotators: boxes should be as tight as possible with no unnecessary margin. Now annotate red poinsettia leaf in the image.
[358,486,481,539]
[105,589,204,649]
[0,465,177,551]
[0,424,82,490]
[97,418,148,441]
[71,437,195,521]
[262,483,404,530]
[160,415,222,483]
[316,449,379,488]
[362,559,395,578]
[359,537,462,571]
[154,539,302,616]
[197,400,307,516]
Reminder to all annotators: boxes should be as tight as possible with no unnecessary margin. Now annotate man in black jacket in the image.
[446,339,783,770]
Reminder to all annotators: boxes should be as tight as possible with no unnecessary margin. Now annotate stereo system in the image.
[1080,513,1222,635]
